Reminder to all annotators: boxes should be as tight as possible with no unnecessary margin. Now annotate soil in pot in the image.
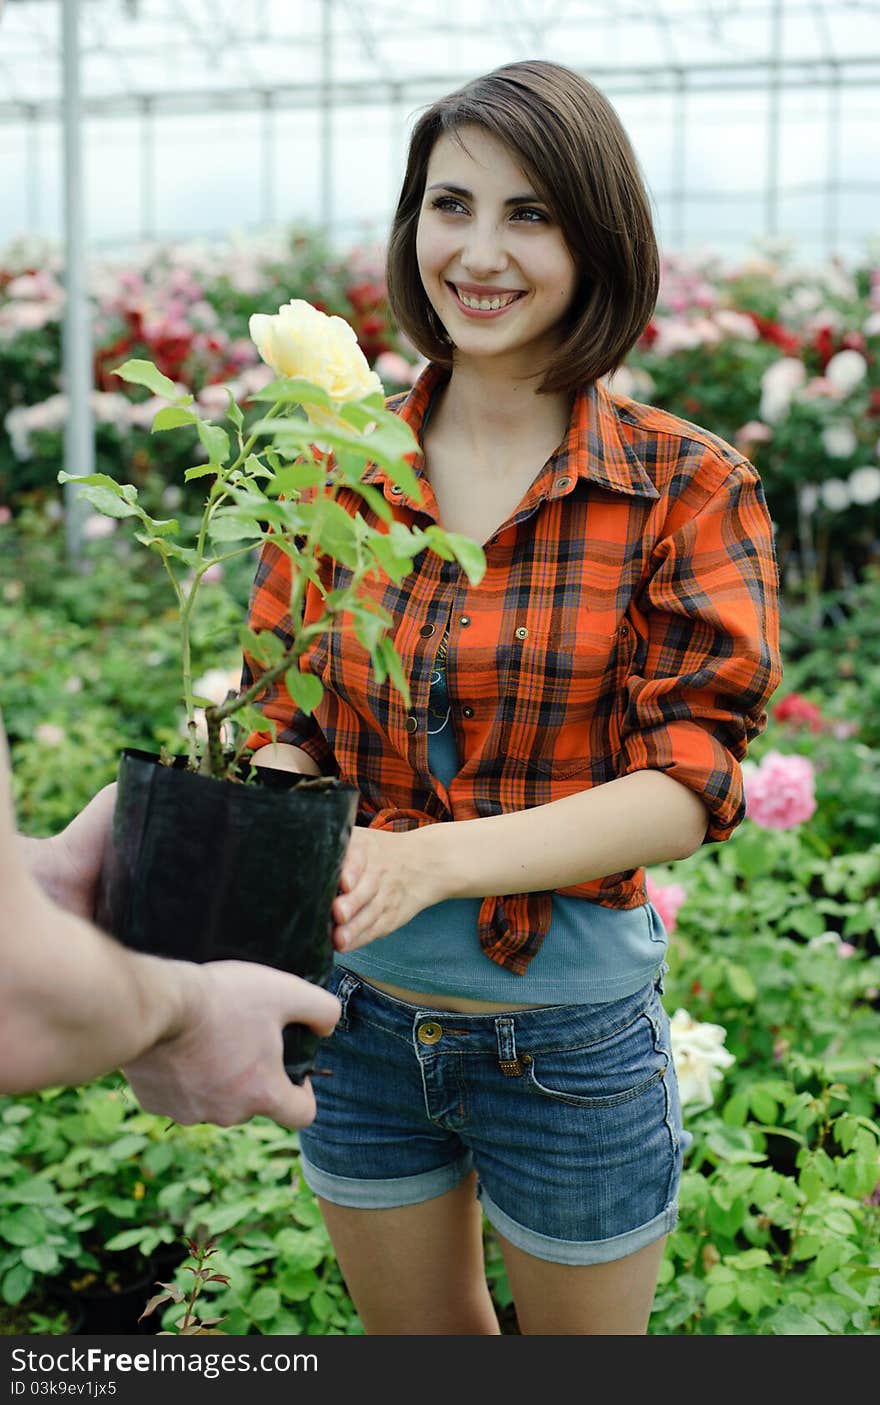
[55,1249,159,1336]
[96,749,358,1081]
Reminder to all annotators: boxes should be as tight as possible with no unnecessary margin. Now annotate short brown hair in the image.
[386,60,659,394]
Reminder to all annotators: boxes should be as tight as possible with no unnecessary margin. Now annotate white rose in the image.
[249,299,383,407]
[820,477,851,512]
[825,349,868,396]
[669,1008,736,1111]
[759,357,806,424]
[193,667,241,707]
[821,422,857,459]
[848,465,880,505]
[799,483,820,516]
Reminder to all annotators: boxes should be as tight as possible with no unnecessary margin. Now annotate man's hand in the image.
[122,961,341,1130]
[331,826,441,953]
[23,783,116,919]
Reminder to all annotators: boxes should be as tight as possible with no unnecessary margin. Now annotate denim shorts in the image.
[298,966,688,1266]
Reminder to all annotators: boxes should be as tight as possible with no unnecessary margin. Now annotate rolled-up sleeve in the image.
[619,459,783,844]
[241,538,335,769]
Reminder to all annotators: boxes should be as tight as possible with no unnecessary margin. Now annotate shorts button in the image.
[420,623,436,638]
[390,484,404,496]
[462,706,474,719]
[555,476,572,491]
[405,715,419,733]
[459,615,471,627]
[418,1022,443,1044]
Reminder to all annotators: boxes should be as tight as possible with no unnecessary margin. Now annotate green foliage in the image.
[58,358,484,777]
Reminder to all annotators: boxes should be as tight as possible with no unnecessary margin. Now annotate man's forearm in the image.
[425,770,710,900]
[0,881,197,1093]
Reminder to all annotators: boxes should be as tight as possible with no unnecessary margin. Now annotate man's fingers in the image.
[261,1075,318,1131]
[281,977,341,1037]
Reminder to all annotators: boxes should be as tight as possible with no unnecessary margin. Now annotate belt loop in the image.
[335,972,361,1031]
[494,1016,523,1077]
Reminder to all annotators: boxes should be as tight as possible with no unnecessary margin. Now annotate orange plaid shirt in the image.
[244,362,783,975]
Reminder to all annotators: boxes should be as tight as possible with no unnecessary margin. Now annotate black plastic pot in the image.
[96,749,358,1082]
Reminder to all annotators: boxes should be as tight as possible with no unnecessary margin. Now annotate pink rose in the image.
[646,875,688,933]
[743,750,817,830]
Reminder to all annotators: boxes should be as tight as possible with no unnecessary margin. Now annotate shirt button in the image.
[619,623,629,638]
[462,706,474,719]
[514,625,529,640]
[405,715,419,733]
[555,476,572,491]
[419,623,435,638]
[390,485,404,496]
[459,615,471,628]
[418,1022,443,1045]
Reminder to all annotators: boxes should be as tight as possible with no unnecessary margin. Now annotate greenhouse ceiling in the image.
[1,0,879,119]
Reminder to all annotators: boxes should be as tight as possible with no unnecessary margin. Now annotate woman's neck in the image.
[429,364,573,470]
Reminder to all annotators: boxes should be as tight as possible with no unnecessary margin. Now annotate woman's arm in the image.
[332,770,708,953]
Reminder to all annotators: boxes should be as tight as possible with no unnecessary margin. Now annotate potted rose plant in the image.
[60,298,484,1080]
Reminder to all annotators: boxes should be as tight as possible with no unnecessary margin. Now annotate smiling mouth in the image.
[447,283,526,313]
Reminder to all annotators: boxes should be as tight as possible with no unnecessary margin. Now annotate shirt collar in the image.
[363,360,659,504]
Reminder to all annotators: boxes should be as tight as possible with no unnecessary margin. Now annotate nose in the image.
[459,220,509,278]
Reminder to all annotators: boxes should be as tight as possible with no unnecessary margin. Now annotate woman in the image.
[244,60,782,1334]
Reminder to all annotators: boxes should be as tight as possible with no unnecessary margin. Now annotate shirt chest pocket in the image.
[498,617,628,778]
[501,618,621,710]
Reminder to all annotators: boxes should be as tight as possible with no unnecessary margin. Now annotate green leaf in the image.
[750,1089,778,1124]
[704,1282,736,1314]
[21,1243,60,1275]
[724,961,757,1002]
[353,606,390,654]
[276,1268,318,1301]
[368,534,417,584]
[735,1279,766,1315]
[208,511,265,543]
[248,1287,281,1322]
[436,530,486,585]
[1,1207,46,1247]
[197,420,230,467]
[769,1305,828,1335]
[225,392,244,431]
[151,405,201,433]
[311,1288,337,1323]
[285,668,324,717]
[111,359,183,400]
[135,515,179,539]
[250,377,334,409]
[1,1263,33,1306]
[133,535,198,566]
[184,463,218,482]
[271,462,326,496]
[377,638,410,710]
[57,472,140,519]
[348,479,393,523]
[241,627,285,667]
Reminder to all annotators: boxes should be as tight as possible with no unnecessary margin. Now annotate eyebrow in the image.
[425,182,542,205]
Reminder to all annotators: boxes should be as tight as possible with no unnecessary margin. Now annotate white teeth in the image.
[455,288,520,311]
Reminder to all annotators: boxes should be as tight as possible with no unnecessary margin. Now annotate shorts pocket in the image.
[522,1007,668,1108]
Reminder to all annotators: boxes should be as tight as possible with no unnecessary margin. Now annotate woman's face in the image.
[415,125,578,373]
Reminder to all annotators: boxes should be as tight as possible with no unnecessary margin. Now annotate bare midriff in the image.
[352,973,548,1013]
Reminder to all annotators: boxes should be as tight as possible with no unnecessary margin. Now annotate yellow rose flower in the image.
[249,300,383,410]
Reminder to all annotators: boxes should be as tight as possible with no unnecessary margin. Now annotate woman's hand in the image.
[331,827,442,953]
